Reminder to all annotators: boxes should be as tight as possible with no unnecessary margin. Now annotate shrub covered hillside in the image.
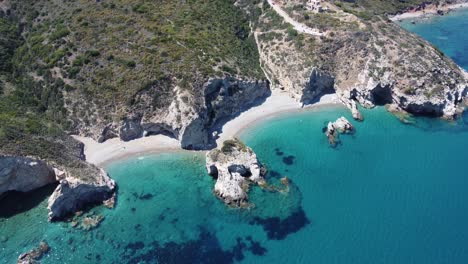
[0,0,264,159]
[1,0,466,168]
[2,0,263,138]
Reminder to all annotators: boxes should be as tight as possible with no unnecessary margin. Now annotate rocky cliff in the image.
[0,136,115,221]
[238,0,468,120]
[98,77,270,149]
[47,168,115,221]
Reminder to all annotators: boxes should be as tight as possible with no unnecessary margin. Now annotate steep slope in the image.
[238,0,467,120]
[5,0,269,149]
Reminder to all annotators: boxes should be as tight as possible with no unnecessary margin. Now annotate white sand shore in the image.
[75,90,341,166]
[73,134,181,166]
[215,91,340,144]
[390,2,468,21]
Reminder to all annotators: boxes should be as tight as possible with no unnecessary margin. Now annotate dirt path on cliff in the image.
[267,0,324,36]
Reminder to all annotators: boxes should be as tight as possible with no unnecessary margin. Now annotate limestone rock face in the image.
[120,115,143,141]
[47,168,115,221]
[325,117,354,146]
[0,156,56,194]
[181,77,270,149]
[205,139,265,206]
[97,76,270,150]
[0,135,116,222]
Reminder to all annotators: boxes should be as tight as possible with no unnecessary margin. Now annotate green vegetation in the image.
[402,87,416,95]
[0,0,266,167]
[333,0,440,15]
[0,17,21,72]
[6,0,264,122]
[221,138,247,153]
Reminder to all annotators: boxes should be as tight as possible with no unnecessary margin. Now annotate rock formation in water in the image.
[47,168,115,221]
[17,241,50,264]
[325,117,354,147]
[206,138,266,206]
[0,137,115,221]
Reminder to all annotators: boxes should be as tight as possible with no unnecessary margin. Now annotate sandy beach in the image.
[76,90,341,166]
[390,2,468,21]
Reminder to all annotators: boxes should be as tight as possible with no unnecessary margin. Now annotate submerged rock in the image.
[79,215,104,231]
[17,241,50,264]
[325,117,354,147]
[206,138,266,206]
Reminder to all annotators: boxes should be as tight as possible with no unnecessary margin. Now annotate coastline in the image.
[216,92,341,143]
[390,2,468,21]
[75,90,341,167]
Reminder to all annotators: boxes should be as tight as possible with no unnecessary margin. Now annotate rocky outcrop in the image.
[181,77,270,149]
[0,156,56,194]
[120,115,143,141]
[47,168,115,221]
[17,241,50,264]
[1,135,116,222]
[301,68,335,104]
[206,138,266,206]
[325,117,354,146]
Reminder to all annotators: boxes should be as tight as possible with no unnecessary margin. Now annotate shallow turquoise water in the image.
[2,106,468,263]
[398,8,468,69]
[2,8,468,264]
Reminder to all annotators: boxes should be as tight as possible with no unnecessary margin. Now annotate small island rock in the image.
[325,117,354,147]
[206,138,266,206]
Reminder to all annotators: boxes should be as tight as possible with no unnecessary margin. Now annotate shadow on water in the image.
[120,227,267,264]
[249,208,310,240]
[0,183,58,218]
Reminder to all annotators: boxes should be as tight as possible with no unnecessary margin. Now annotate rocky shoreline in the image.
[0,154,116,222]
[89,76,271,151]
[390,1,468,21]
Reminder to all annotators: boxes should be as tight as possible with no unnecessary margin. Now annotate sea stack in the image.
[205,138,266,206]
[325,117,354,147]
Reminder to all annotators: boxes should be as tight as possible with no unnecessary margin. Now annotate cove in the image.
[2,8,468,264]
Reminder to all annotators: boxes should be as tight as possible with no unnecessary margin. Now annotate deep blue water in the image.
[398,8,468,69]
[1,8,468,264]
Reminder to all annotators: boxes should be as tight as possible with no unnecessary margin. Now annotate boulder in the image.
[120,116,143,141]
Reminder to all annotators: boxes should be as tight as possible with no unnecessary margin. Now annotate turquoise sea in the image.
[397,8,468,69]
[2,8,468,264]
